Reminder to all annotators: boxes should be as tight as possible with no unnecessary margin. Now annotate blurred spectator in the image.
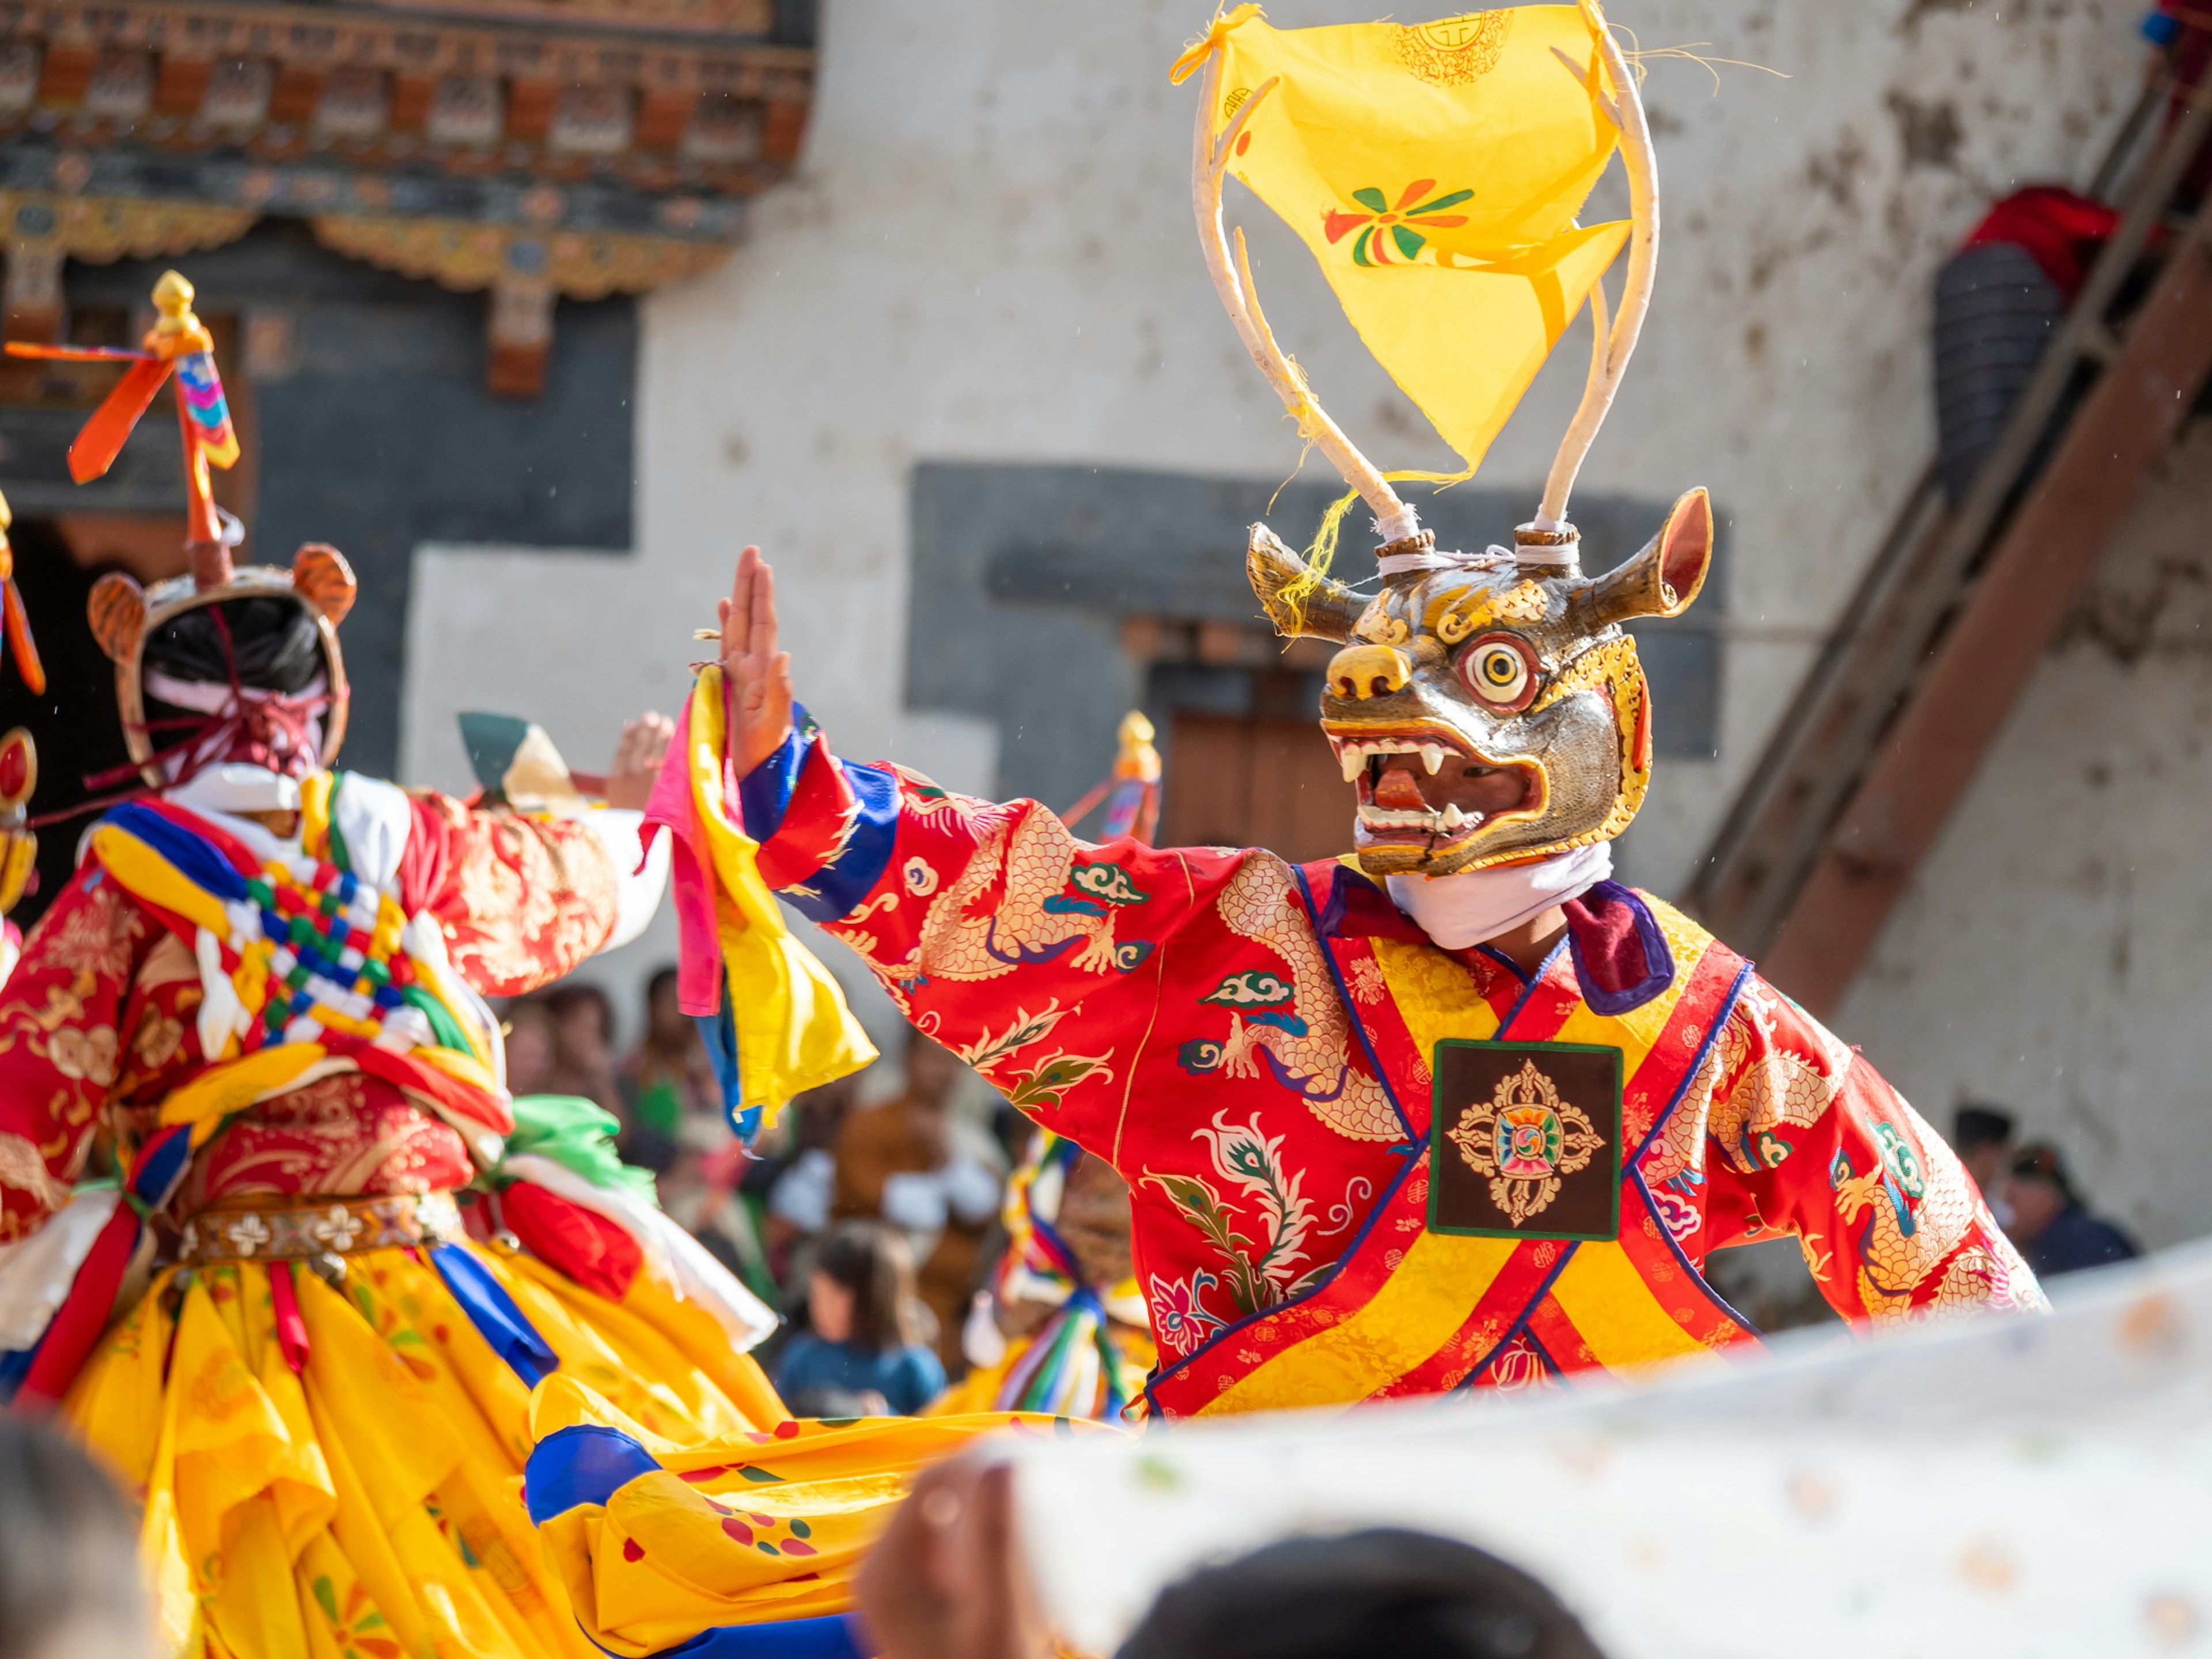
[621,967,718,1145]
[1952,1103,2016,1227]
[504,997,559,1097]
[2145,0,2212,204]
[775,1220,945,1416]
[932,1134,1152,1421]
[854,1457,1607,1659]
[764,1075,861,1289]
[835,1036,1002,1370]
[2004,1142,2140,1278]
[544,983,629,1133]
[0,1415,151,1659]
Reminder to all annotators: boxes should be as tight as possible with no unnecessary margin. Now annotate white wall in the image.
[396,1,2154,1134]
[1837,422,2212,1250]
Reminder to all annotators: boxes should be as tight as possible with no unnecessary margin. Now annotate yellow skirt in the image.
[58,1238,1020,1659]
[523,1375,1119,1657]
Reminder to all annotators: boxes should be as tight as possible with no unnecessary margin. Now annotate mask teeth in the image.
[1356,803,1482,834]
[1331,734,1465,784]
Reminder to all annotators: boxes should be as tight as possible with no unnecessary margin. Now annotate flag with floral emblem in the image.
[1196,2,1631,472]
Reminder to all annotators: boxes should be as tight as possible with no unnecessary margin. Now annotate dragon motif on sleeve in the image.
[1176,855,1399,1143]
[870,803,1157,986]
[1828,1099,1983,1324]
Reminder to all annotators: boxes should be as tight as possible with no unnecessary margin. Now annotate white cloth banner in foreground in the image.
[998,1243,2212,1658]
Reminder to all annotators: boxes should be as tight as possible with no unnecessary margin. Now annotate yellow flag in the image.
[1205,4,1628,472]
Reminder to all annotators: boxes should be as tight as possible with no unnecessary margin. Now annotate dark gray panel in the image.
[907,461,1725,810]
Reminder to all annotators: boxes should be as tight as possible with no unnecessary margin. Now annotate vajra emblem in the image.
[1445,1058,1606,1227]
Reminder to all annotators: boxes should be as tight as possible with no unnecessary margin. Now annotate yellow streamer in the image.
[88,827,231,937]
[158,1043,329,1138]
[686,668,877,1124]
[1279,467,1479,634]
[298,770,334,858]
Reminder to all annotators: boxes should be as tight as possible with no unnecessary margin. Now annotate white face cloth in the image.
[1385,840,1613,950]
[166,762,304,818]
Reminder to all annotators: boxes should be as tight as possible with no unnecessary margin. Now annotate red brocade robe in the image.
[733,709,2045,1418]
[0,788,620,1247]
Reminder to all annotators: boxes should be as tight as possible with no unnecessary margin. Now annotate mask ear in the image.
[1576,487,1714,629]
[292,543,357,625]
[88,573,147,663]
[1248,522,1359,643]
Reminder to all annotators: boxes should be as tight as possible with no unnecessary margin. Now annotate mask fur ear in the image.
[1248,522,1359,643]
[1575,487,1714,630]
[88,573,147,663]
[292,543,357,625]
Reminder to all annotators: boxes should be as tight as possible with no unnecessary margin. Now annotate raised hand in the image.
[603,711,675,810]
[721,544,794,777]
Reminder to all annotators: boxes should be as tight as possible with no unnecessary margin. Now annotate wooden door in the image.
[1163,711,1355,865]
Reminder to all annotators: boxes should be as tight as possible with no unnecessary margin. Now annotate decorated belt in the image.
[179,1189,463,1265]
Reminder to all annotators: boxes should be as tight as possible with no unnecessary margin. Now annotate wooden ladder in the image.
[1685,78,2212,1014]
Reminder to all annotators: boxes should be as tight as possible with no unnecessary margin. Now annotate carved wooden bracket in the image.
[0,0,812,389]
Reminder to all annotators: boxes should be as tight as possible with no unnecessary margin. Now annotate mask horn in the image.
[1248,522,1361,643]
[1536,0,1660,534]
[1575,487,1713,630]
[292,543,357,624]
[88,572,148,663]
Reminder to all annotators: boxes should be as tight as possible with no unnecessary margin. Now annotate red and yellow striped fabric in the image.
[1149,895,1757,1418]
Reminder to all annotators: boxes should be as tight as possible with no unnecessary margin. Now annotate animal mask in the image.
[1248,492,1713,877]
[89,545,357,788]
[1187,2,1697,879]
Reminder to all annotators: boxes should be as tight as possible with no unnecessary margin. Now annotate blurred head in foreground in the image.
[1119,1528,1605,1659]
[0,1416,149,1659]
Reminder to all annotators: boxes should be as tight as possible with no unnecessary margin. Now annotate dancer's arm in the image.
[401,713,674,998]
[0,873,142,1240]
[704,548,1274,1161]
[1694,981,2045,1323]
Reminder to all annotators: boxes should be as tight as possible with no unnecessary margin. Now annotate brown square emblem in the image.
[1426,1041,1623,1243]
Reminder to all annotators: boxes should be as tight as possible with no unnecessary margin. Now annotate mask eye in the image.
[1457,634,1537,712]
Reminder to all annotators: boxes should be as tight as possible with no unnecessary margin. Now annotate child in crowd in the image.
[775,1220,946,1416]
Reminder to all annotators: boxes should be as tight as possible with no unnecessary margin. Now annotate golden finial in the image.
[1113,710,1161,782]
[146,271,212,357]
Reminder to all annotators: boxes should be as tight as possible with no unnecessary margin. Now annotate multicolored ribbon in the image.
[89,793,504,1137]
[984,1134,1147,1419]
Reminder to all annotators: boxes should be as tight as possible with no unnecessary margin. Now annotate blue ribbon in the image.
[105,802,251,902]
[429,1243,559,1388]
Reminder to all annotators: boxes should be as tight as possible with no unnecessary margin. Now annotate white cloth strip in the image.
[331,772,413,892]
[501,1153,780,1353]
[1516,548,1575,565]
[144,670,328,714]
[572,807,672,953]
[0,1188,122,1351]
[1385,840,1613,948]
[1374,503,1422,544]
[167,762,305,819]
[1377,543,1514,578]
